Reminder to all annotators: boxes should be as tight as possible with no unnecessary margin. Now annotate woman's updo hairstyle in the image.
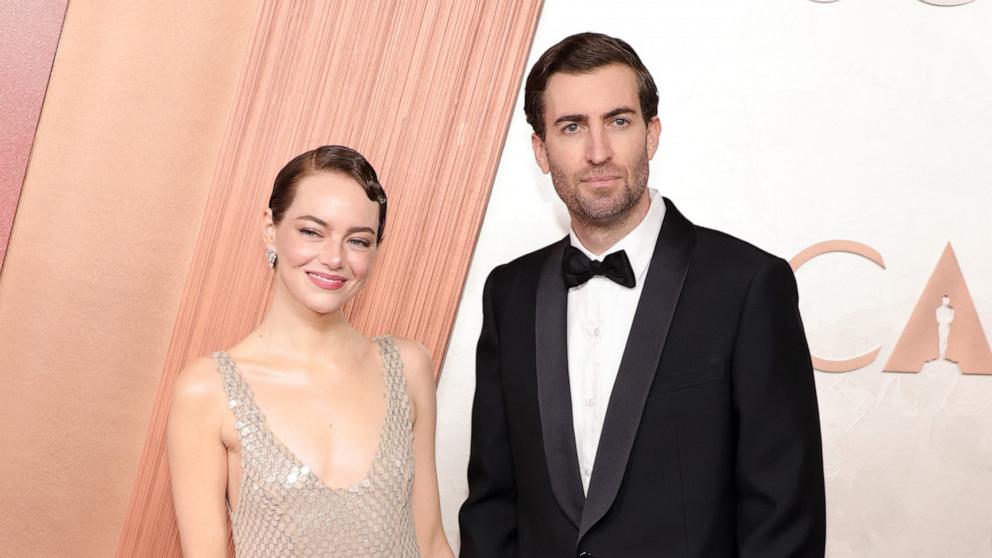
[268,145,387,242]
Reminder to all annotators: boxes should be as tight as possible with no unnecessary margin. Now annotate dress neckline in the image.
[218,336,394,494]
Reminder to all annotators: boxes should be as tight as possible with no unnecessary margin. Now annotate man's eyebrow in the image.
[553,113,588,126]
[603,106,637,119]
[295,215,327,227]
[552,107,638,127]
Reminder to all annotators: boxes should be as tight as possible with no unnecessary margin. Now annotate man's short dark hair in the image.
[524,32,659,140]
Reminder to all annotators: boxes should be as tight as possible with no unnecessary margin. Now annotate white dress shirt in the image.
[567,188,666,494]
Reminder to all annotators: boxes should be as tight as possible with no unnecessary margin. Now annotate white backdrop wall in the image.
[435,1,992,556]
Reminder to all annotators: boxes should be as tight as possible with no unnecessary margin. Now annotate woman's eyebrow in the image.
[295,215,327,226]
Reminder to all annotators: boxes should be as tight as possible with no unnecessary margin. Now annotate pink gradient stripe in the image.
[0,0,68,270]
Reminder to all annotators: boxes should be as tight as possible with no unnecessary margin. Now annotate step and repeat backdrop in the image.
[1,1,989,557]
[437,1,992,557]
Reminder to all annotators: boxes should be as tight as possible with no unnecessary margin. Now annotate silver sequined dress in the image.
[213,336,420,557]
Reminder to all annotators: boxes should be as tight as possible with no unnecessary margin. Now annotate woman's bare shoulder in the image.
[171,355,226,412]
[387,336,435,386]
[387,336,437,419]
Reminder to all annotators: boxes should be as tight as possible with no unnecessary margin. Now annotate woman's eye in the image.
[348,238,372,248]
[299,228,320,237]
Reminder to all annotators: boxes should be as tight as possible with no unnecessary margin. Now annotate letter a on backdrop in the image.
[884,243,992,375]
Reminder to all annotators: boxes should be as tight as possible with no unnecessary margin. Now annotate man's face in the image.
[532,63,661,227]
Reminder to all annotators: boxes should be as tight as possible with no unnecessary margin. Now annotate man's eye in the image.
[613,118,629,127]
[562,123,579,134]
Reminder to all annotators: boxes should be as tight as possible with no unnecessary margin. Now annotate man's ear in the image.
[531,132,551,174]
[646,116,661,160]
[263,208,276,250]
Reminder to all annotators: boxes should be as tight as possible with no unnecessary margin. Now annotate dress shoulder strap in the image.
[211,351,262,424]
[374,336,413,427]
[374,336,403,386]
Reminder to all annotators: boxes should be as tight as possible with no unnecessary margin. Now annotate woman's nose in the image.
[319,242,344,268]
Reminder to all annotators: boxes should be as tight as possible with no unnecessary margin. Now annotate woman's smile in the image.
[305,270,347,290]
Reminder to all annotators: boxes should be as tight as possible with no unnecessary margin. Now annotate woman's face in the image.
[264,171,380,316]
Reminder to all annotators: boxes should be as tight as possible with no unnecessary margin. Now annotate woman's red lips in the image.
[306,271,346,290]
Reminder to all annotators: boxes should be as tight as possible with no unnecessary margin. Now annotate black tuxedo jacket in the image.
[458,199,825,557]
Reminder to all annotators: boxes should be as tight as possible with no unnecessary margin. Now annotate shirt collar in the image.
[569,188,666,281]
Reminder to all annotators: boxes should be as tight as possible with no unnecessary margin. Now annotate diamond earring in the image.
[265,248,277,268]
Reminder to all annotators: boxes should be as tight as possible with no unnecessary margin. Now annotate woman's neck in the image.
[246,282,363,364]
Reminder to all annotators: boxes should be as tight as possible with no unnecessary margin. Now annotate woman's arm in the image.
[395,338,454,558]
[166,357,231,558]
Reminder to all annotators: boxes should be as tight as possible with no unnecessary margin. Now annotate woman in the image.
[167,146,453,557]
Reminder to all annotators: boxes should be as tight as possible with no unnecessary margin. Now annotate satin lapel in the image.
[578,198,696,540]
[535,236,585,528]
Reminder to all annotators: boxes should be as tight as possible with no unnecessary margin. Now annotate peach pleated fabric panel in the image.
[115,1,542,556]
[0,1,67,269]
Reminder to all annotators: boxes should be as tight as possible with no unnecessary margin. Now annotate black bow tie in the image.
[562,245,636,289]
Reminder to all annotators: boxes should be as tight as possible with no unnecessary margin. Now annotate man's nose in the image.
[585,126,613,165]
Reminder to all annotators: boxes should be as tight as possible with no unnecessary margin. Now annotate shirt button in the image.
[593,327,600,337]
[585,397,595,407]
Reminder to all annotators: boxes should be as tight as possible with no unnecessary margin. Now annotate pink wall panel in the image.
[0,0,68,270]
[0,3,259,556]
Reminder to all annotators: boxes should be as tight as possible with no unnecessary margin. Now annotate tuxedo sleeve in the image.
[458,268,518,557]
[732,257,826,557]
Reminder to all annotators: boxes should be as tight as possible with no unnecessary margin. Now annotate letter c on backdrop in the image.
[791,240,885,373]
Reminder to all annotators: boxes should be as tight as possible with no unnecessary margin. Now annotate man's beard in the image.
[549,151,650,227]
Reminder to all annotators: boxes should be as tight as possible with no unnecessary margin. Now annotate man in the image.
[459,32,825,557]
